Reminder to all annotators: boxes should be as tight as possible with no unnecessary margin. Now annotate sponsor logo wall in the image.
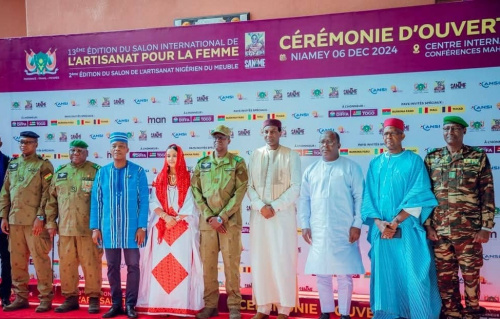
[1,0,499,308]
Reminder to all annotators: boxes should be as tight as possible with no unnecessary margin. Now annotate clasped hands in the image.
[260,204,275,219]
[376,219,398,239]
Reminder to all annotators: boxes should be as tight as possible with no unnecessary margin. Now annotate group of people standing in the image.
[0,114,495,319]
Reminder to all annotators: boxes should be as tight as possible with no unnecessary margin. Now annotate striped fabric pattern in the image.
[90,161,149,248]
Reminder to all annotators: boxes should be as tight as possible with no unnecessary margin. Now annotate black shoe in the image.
[102,305,124,318]
[2,298,11,308]
[340,316,351,319]
[319,313,331,319]
[126,305,138,319]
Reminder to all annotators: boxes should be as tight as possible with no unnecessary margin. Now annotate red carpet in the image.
[0,306,356,319]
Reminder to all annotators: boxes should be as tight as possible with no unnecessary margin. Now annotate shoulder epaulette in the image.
[55,164,68,173]
[197,155,210,163]
[233,155,243,163]
[427,148,441,155]
[471,146,484,153]
[92,163,101,170]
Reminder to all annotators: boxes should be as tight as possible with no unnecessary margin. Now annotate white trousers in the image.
[257,304,292,316]
[316,274,353,316]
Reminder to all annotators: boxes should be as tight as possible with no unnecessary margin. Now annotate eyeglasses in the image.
[19,140,36,145]
[383,132,402,137]
[319,139,335,146]
[443,126,463,132]
[213,135,229,141]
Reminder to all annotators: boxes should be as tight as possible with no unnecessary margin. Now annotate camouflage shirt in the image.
[45,161,100,236]
[424,145,495,236]
[0,153,54,224]
[191,152,248,230]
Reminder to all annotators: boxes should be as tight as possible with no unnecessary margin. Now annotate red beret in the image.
[383,118,404,131]
[263,119,282,129]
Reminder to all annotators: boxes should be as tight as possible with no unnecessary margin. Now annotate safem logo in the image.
[172,132,188,138]
[218,95,234,102]
[293,113,309,119]
[368,88,387,94]
[90,134,104,140]
[317,128,335,134]
[479,81,500,88]
[421,124,441,131]
[472,105,493,112]
[115,119,130,124]
[134,98,148,104]
[55,102,69,107]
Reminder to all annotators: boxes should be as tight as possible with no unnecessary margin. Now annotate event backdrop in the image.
[0,0,499,305]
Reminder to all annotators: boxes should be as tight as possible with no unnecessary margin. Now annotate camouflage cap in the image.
[443,116,468,128]
[69,139,89,149]
[211,125,231,137]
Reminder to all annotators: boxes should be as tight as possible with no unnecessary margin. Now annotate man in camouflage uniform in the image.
[45,139,102,314]
[424,116,496,319]
[191,125,248,319]
[0,131,54,313]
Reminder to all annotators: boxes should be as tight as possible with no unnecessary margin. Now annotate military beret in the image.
[211,125,231,137]
[20,131,39,138]
[443,116,468,128]
[69,139,89,149]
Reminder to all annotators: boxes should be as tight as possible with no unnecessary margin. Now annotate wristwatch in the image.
[36,215,45,221]
[216,216,223,224]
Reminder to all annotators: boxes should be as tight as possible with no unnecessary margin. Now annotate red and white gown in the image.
[137,185,204,316]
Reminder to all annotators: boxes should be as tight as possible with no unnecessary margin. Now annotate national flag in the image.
[44,172,53,181]
[382,109,391,115]
[304,149,313,156]
[50,120,58,126]
[374,148,385,154]
[418,107,429,114]
[53,154,61,159]
[352,110,361,116]
[248,114,258,120]
[217,115,225,121]
[28,121,36,126]
[94,119,101,124]
[240,266,252,273]
[267,113,276,119]
[442,106,452,113]
[340,149,348,155]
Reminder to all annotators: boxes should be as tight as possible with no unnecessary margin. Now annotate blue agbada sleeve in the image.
[137,167,149,229]
[395,155,437,224]
[361,157,381,227]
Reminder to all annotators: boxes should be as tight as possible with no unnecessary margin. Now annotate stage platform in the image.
[13,280,499,318]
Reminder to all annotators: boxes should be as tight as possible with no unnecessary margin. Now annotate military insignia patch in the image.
[8,163,18,170]
[201,163,211,169]
[57,172,68,180]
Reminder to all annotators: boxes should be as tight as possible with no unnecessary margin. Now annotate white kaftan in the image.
[299,157,365,275]
[137,185,204,316]
[247,145,301,308]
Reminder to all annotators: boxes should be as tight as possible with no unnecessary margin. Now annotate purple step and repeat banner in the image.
[1,0,500,314]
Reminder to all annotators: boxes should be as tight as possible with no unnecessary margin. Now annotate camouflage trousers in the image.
[199,225,242,310]
[58,235,103,298]
[433,234,483,319]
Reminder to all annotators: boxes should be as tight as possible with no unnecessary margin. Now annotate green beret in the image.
[443,116,468,128]
[69,139,89,148]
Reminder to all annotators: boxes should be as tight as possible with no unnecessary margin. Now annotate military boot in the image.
[55,296,79,313]
[3,297,29,311]
[88,297,100,314]
[35,300,52,313]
